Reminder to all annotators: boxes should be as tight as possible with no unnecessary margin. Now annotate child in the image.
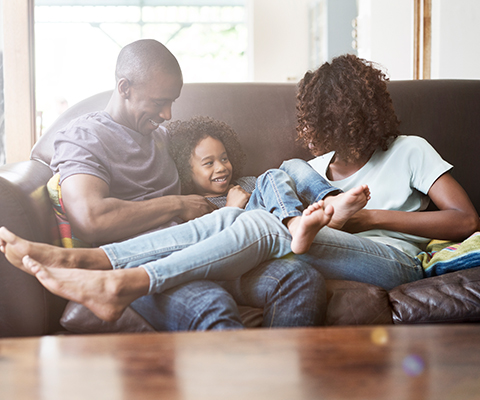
[167,116,370,253]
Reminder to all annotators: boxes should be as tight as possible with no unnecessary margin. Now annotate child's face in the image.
[190,136,233,197]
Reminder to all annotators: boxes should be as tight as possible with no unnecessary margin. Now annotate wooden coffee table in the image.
[1,324,480,399]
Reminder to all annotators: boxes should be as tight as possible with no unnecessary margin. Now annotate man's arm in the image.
[61,174,215,244]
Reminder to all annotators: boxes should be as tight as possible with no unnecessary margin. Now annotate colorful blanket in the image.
[47,174,91,248]
[416,232,480,277]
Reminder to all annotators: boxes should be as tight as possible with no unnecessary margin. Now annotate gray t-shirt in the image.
[50,111,181,202]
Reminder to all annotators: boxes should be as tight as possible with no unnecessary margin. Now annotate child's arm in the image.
[226,185,251,209]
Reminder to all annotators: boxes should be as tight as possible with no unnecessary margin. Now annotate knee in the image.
[184,282,244,331]
[277,258,325,289]
[256,258,325,294]
[132,281,244,332]
[280,158,305,172]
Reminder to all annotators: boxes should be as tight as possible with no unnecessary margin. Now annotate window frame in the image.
[3,0,36,163]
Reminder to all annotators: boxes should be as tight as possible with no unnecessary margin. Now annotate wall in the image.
[355,0,480,80]
[431,0,480,79]
[248,0,310,82]
[356,0,413,80]
[248,0,358,82]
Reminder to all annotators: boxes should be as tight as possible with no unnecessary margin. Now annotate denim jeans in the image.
[102,207,294,294]
[129,257,326,331]
[246,158,341,222]
[103,204,422,297]
[218,257,326,327]
[130,280,244,331]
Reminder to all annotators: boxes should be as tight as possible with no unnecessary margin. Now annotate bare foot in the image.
[0,226,111,275]
[324,185,370,230]
[288,201,334,254]
[23,255,149,322]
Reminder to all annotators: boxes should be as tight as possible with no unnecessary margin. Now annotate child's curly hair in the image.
[167,116,247,194]
[296,54,400,162]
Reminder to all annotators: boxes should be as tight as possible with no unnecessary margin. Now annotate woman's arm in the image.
[342,172,479,241]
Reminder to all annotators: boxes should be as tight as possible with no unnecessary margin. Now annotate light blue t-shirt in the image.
[308,135,453,256]
[50,111,181,203]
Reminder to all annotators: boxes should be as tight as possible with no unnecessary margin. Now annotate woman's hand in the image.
[226,185,251,209]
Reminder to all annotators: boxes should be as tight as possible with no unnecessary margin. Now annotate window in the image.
[35,0,247,134]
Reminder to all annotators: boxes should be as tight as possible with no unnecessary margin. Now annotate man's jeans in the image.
[130,257,326,330]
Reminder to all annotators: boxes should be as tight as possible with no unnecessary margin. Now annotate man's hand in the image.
[177,195,217,221]
[225,185,251,209]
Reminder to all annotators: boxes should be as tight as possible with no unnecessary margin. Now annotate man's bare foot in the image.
[324,185,370,230]
[23,255,149,322]
[288,201,334,254]
[0,226,111,275]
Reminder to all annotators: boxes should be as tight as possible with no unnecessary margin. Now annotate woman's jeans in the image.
[101,159,424,295]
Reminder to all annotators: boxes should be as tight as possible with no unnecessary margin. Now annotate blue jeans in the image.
[103,208,422,297]
[218,258,326,327]
[246,158,341,222]
[129,257,326,330]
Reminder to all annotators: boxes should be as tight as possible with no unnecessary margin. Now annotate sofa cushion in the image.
[60,301,156,334]
[390,266,480,324]
[325,280,392,325]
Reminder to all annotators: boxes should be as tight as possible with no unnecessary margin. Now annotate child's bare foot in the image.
[23,255,149,322]
[288,201,334,254]
[0,226,111,275]
[324,185,370,230]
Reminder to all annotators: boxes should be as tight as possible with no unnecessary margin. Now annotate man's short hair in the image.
[115,39,182,85]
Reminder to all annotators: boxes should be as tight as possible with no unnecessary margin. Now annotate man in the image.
[2,40,325,330]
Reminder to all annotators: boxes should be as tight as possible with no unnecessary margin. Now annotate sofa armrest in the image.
[0,160,67,337]
[389,266,480,324]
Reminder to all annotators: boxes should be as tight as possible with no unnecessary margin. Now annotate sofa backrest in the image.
[31,80,480,212]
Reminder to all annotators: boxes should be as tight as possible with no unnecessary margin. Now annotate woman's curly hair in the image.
[296,54,400,162]
[167,116,246,194]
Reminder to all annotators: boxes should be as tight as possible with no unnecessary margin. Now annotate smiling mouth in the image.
[212,176,228,183]
[149,119,161,128]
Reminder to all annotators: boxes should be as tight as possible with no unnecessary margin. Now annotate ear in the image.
[117,78,131,99]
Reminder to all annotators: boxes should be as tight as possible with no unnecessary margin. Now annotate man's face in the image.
[124,71,183,135]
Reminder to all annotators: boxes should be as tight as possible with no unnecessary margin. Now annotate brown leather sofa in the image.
[1,80,480,337]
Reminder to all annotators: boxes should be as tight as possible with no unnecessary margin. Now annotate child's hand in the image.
[226,185,251,209]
